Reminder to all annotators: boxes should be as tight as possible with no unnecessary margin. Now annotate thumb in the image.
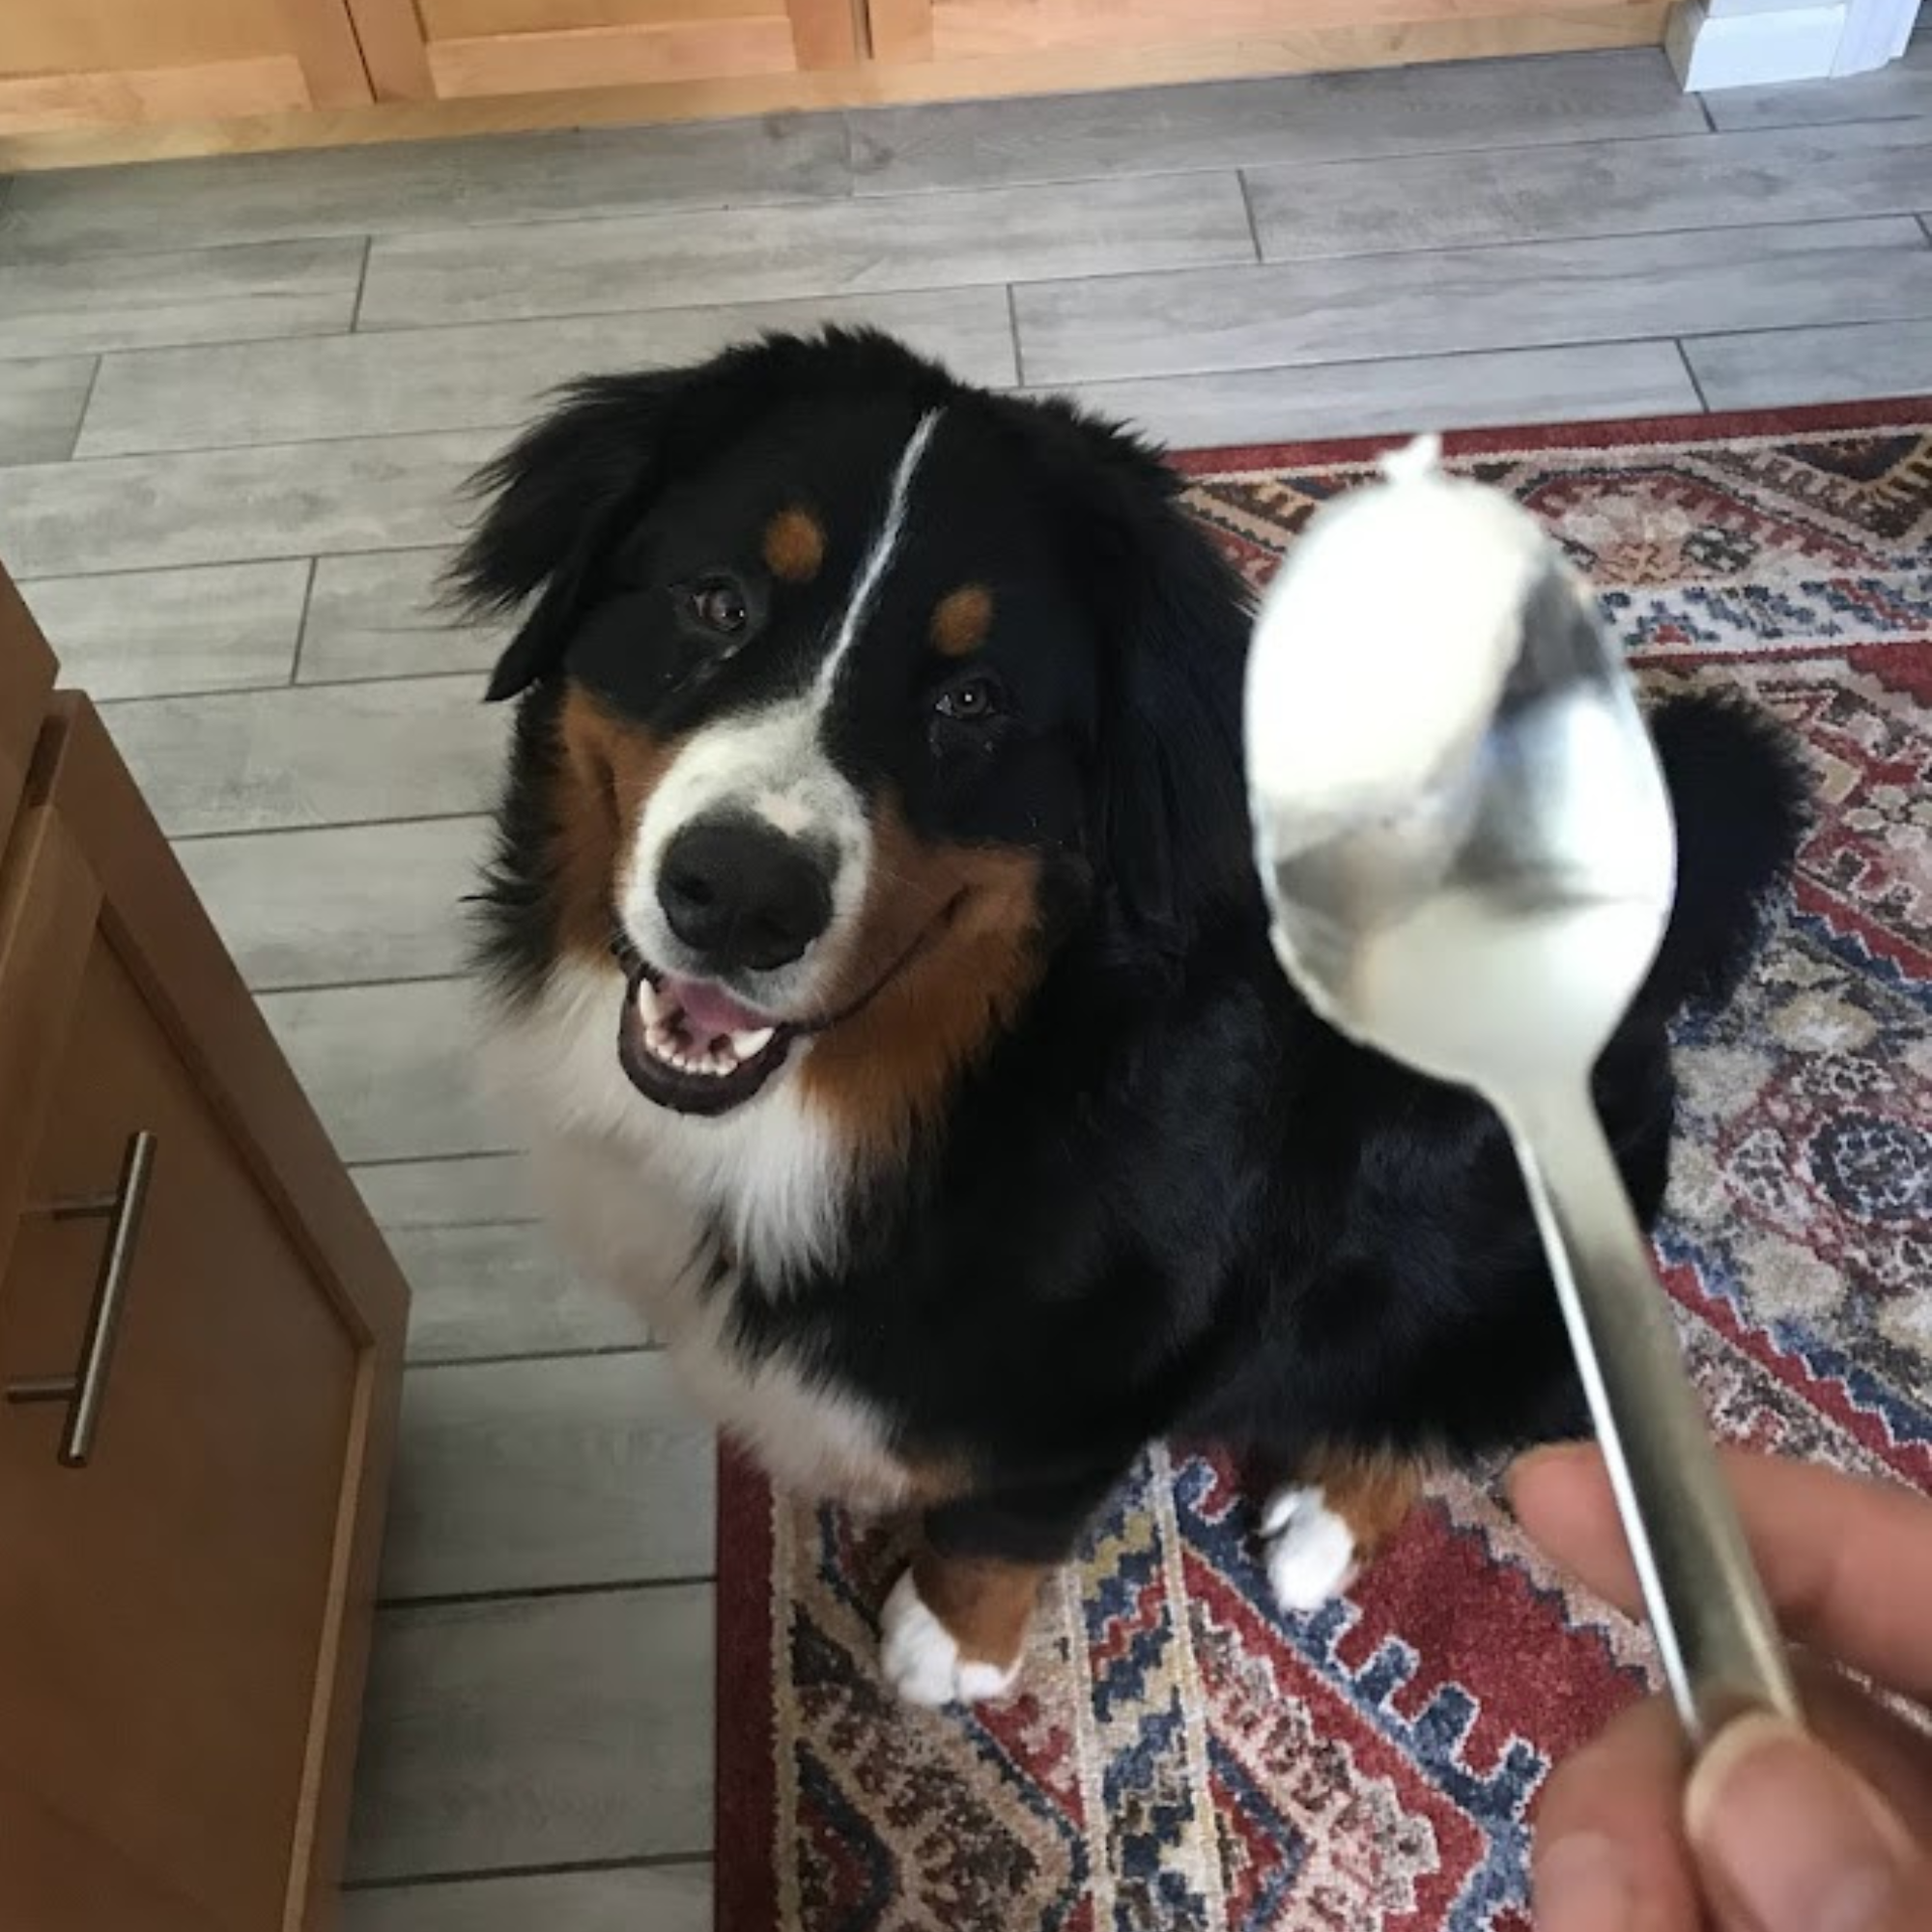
[1686,1713,1925,1932]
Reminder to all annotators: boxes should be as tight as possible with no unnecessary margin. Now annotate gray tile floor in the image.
[2,38,1929,1927]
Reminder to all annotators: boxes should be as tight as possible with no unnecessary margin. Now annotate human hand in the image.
[1510,1442,1932,1932]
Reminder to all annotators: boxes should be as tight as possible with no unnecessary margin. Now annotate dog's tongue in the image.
[663,975,772,1037]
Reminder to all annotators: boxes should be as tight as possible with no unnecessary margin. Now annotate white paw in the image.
[1261,1486,1359,1613]
[879,1571,1022,1708]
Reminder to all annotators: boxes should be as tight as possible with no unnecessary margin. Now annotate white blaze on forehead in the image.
[815,408,943,704]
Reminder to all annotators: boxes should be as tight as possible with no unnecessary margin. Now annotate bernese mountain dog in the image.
[461,330,1805,1708]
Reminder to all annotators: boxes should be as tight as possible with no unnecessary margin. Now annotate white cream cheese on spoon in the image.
[1244,434,1559,870]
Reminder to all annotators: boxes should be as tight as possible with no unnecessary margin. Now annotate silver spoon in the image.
[1243,435,1800,1746]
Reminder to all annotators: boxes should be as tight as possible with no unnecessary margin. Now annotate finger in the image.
[1533,1695,1704,1932]
[1795,1662,1932,1848]
[1687,1711,1932,1932]
[1508,1444,1932,1699]
[1534,1672,1932,1932]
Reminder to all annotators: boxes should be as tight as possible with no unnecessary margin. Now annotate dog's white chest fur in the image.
[481,960,915,1505]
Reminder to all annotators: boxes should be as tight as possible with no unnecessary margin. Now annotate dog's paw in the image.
[1260,1485,1359,1614]
[879,1571,1023,1708]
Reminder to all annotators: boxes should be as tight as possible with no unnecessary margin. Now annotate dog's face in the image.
[465,333,1249,1157]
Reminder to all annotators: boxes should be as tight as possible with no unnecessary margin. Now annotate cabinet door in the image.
[345,0,860,99]
[0,0,372,136]
[0,700,407,1932]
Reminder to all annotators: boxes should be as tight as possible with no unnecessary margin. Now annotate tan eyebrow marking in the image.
[762,506,825,583]
[931,582,993,658]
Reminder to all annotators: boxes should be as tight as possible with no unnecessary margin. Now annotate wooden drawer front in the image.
[0,916,359,1931]
[347,0,861,99]
[0,0,371,135]
[0,698,408,1932]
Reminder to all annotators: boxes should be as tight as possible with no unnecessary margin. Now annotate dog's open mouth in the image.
[614,954,798,1118]
[611,891,968,1118]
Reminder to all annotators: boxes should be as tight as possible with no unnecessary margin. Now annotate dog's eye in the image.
[935,675,1005,723]
[686,579,749,637]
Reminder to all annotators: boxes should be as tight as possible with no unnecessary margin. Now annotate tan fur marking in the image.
[904,1456,978,1508]
[762,507,825,584]
[931,582,994,658]
[550,686,682,963]
[1305,1447,1426,1558]
[798,796,1043,1167]
[910,1548,1047,1670]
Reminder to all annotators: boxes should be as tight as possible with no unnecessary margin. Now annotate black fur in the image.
[1644,691,1811,1010]
[468,330,1808,1565]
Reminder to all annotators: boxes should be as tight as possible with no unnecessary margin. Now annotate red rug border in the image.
[711,391,1932,1932]
[716,1440,778,1932]
[1162,392,1932,476]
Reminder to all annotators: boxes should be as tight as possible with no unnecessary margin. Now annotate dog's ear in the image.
[1008,399,1253,959]
[449,370,686,702]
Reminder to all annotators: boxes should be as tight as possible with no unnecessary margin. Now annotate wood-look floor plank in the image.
[848,46,1707,193]
[16,559,309,697]
[1246,119,1932,260]
[0,355,96,464]
[99,677,502,837]
[382,1354,714,1598]
[0,430,495,578]
[0,239,362,359]
[174,815,488,989]
[346,1586,714,1881]
[259,977,508,1164]
[387,1222,655,1365]
[352,1156,538,1235]
[1035,342,1698,451]
[75,287,1019,459]
[300,550,507,687]
[1015,216,1932,385]
[342,1865,711,1932]
[1686,318,1932,410]
[357,174,1255,330]
[0,115,850,258]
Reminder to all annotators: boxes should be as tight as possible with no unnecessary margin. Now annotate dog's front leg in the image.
[880,1471,1122,1708]
[1260,1444,1427,1613]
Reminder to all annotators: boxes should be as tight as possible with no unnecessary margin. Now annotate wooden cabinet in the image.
[0,577,408,1931]
[342,0,863,99]
[0,0,1668,146]
[0,0,373,135]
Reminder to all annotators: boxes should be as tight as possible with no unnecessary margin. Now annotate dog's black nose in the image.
[658,818,834,974]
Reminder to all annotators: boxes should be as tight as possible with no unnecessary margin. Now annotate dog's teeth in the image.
[638,1006,769,1081]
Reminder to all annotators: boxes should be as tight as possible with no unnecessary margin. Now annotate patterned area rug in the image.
[715,401,1932,1932]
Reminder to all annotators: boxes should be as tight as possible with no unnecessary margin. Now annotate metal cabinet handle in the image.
[6,1130,158,1467]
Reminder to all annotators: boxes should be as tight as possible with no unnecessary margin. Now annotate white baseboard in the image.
[1667,0,1922,88]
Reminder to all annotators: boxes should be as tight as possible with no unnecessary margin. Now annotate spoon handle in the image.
[1504,1081,1802,1747]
